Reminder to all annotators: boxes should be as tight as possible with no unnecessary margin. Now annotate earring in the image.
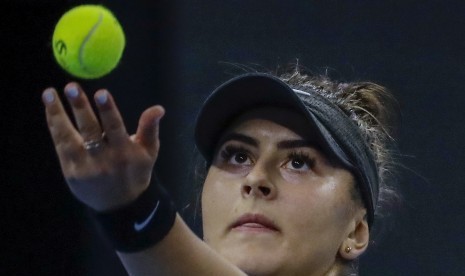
[345,246,352,253]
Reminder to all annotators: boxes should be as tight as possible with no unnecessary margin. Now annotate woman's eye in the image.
[230,152,251,165]
[285,158,309,170]
[220,146,253,166]
[290,159,307,169]
[284,153,315,171]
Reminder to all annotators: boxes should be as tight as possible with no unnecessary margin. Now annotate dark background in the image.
[3,0,464,275]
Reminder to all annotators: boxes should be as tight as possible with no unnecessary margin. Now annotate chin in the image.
[222,247,283,276]
[236,261,278,276]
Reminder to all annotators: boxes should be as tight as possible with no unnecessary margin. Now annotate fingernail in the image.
[65,85,79,99]
[96,90,108,105]
[42,89,55,103]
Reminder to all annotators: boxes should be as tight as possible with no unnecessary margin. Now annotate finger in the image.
[94,89,129,146]
[64,83,102,141]
[42,88,83,162]
[135,105,165,158]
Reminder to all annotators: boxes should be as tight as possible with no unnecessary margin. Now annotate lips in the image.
[230,213,279,232]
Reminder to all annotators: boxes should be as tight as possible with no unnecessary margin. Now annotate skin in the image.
[202,107,369,275]
[42,84,369,276]
[42,84,244,275]
[42,83,163,211]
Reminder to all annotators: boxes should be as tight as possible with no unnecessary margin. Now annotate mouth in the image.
[230,213,280,233]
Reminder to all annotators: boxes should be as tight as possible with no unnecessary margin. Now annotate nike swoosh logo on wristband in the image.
[134,200,160,232]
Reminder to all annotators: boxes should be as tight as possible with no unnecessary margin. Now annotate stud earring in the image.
[345,246,352,253]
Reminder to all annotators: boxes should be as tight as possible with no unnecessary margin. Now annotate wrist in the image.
[91,177,177,252]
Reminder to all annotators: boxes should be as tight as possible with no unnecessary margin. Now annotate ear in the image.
[339,209,370,260]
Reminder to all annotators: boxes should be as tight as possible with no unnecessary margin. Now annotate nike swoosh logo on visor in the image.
[134,200,160,232]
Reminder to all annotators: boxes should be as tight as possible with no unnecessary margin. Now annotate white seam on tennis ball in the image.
[79,12,104,73]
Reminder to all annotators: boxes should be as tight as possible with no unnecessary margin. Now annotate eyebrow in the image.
[218,132,316,150]
[277,139,314,149]
[218,132,259,147]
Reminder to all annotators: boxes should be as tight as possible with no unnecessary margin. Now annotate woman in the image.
[42,70,398,275]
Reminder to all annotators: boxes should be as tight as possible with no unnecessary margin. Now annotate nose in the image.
[241,164,276,199]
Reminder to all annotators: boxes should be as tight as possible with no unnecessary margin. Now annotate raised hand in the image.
[42,83,165,212]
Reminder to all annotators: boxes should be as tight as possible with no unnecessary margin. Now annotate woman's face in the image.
[201,107,366,275]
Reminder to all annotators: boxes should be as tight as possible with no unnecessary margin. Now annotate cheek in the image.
[201,168,238,241]
[283,176,354,236]
[202,169,235,211]
[322,175,358,221]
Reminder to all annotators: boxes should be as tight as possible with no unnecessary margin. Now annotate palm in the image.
[42,83,165,211]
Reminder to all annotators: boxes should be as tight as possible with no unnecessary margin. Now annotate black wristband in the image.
[92,178,177,253]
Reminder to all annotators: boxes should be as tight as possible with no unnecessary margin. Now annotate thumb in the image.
[135,105,165,158]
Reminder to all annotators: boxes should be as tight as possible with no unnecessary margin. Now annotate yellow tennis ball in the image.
[52,5,125,79]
